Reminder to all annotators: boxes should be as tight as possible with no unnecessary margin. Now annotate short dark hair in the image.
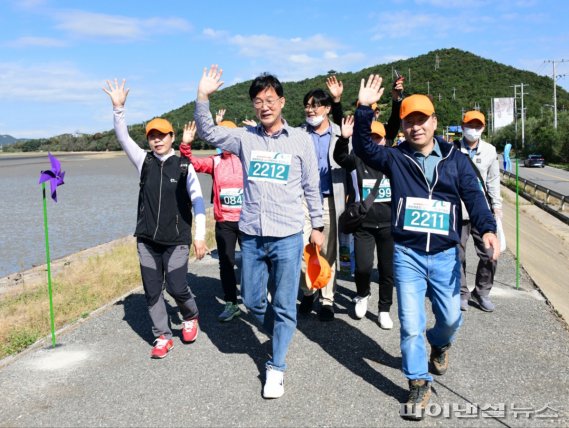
[249,73,284,100]
[303,89,332,107]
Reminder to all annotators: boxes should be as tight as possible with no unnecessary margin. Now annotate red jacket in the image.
[180,144,243,222]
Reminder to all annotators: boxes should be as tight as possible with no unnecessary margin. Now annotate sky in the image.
[1,0,569,139]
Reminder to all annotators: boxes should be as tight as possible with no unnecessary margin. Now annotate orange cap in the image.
[219,120,237,128]
[303,244,331,290]
[371,121,386,137]
[146,118,174,137]
[399,94,435,119]
[463,110,485,126]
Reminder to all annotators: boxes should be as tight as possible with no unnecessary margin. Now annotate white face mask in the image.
[306,115,324,127]
[463,127,483,143]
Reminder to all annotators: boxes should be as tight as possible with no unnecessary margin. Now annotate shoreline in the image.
[0,235,135,294]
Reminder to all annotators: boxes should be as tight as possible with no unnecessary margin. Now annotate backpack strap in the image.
[362,178,382,210]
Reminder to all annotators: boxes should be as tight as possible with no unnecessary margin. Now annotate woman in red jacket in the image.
[180,120,243,322]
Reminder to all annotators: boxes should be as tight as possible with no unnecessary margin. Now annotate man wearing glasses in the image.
[194,65,324,399]
[298,88,347,322]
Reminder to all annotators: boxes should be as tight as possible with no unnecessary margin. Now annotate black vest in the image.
[134,152,193,245]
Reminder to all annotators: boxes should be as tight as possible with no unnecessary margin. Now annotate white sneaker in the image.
[263,367,284,399]
[353,294,370,319]
[378,312,393,330]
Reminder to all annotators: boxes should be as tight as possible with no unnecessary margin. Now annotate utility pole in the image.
[408,68,411,84]
[520,83,528,150]
[427,81,430,95]
[511,85,520,149]
[490,98,494,135]
[545,59,567,129]
[452,88,456,100]
[435,54,440,70]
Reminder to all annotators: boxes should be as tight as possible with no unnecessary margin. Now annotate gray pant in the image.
[459,222,497,298]
[137,239,198,339]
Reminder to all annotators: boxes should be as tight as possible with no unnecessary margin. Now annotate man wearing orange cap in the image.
[458,111,502,312]
[352,75,499,420]
[103,79,207,359]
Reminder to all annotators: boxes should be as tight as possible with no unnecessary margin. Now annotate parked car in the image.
[524,154,545,168]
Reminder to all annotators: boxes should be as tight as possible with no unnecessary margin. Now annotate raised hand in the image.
[182,121,197,144]
[326,75,344,103]
[102,78,130,108]
[197,65,224,101]
[392,76,404,101]
[358,74,384,107]
[341,115,354,139]
[242,119,257,127]
[215,109,226,124]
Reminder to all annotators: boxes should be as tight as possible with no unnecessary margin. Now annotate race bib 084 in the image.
[403,197,451,235]
[248,150,292,184]
[219,188,243,209]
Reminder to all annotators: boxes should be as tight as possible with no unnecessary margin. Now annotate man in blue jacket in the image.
[352,75,499,420]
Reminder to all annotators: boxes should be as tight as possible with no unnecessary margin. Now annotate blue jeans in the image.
[393,243,463,382]
[240,232,303,372]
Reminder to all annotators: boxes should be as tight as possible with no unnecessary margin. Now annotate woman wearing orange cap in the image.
[180,118,244,322]
[103,79,207,359]
[333,116,395,329]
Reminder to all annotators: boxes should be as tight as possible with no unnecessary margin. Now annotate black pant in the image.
[459,221,497,298]
[353,226,394,312]
[215,221,241,304]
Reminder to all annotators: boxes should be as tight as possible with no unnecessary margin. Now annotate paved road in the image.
[0,229,568,426]
[502,156,569,196]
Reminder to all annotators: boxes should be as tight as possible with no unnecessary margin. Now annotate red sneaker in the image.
[182,318,199,343]
[151,335,174,359]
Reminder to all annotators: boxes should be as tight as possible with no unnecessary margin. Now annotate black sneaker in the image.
[319,305,335,322]
[401,380,432,420]
[429,343,451,375]
[299,293,317,314]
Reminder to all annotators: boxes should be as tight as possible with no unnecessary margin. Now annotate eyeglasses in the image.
[252,97,282,109]
[304,103,322,111]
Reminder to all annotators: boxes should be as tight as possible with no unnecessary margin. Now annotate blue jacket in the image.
[353,107,496,253]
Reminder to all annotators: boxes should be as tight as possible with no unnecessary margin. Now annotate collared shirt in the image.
[463,140,479,159]
[308,125,332,196]
[194,100,324,237]
[413,139,442,186]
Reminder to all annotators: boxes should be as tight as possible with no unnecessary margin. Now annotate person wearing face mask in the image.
[298,88,347,322]
[457,111,502,312]
[333,117,395,329]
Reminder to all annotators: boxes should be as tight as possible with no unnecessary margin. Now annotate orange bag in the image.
[303,244,331,289]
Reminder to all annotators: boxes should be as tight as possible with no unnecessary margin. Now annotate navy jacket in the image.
[352,106,496,253]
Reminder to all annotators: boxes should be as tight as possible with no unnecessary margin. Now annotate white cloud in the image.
[5,36,67,48]
[54,11,192,41]
[203,28,228,39]
[202,29,366,80]
[0,62,102,103]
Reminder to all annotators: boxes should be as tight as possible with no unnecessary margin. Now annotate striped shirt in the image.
[194,100,323,237]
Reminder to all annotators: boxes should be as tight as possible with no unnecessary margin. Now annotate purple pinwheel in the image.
[38,152,65,202]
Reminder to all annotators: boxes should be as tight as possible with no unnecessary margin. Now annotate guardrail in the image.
[501,170,569,225]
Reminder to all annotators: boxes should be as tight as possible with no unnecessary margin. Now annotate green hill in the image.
[9,48,569,158]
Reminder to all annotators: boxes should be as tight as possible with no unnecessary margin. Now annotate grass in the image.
[0,208,216,359]
[549,163,569,171]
